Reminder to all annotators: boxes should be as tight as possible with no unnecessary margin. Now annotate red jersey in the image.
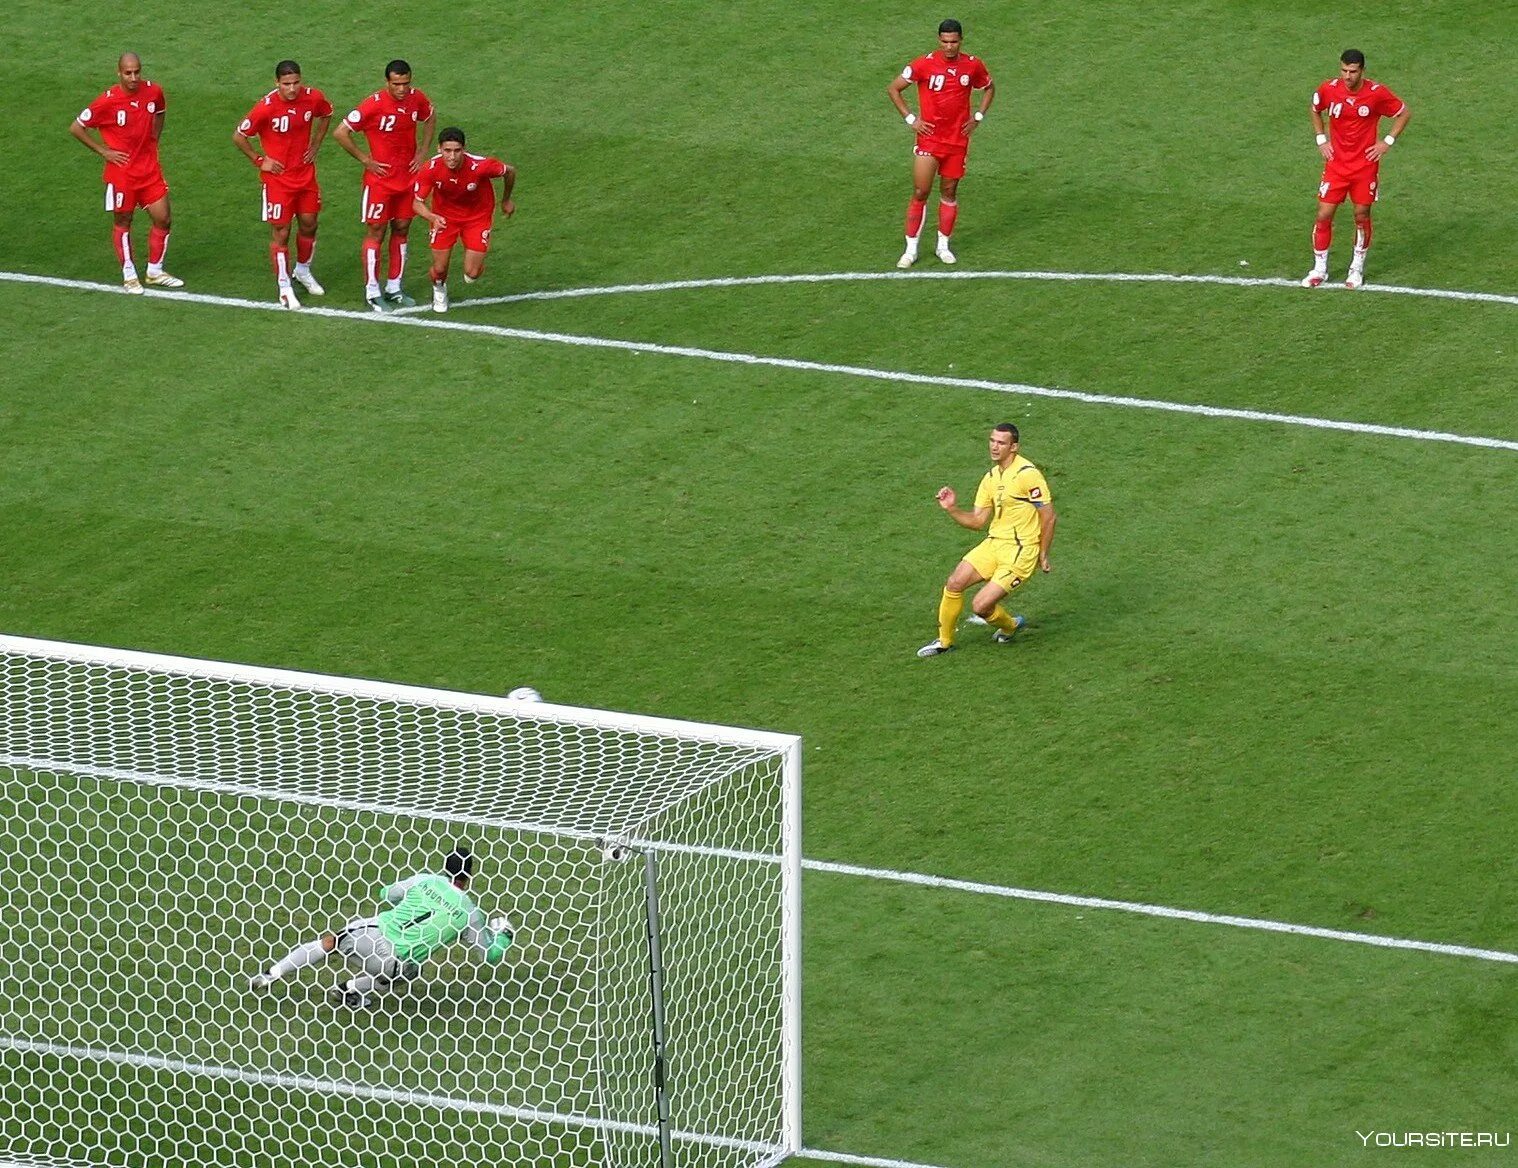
[414,153,508,222]
[1313,78,1404,171]
[902,51,991,149]
[238,86,333,188]
[344,88,435,192]
[76,81,167,185]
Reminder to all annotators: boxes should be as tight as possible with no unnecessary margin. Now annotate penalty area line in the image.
[3,269,1516,454]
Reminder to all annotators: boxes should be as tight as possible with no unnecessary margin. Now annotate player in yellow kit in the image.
[918,423,1057,657]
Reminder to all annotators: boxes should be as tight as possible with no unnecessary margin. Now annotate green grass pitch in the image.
[2,0,1516,1165]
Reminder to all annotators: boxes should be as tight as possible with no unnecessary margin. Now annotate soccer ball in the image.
[602,843,633,863]
[507,686,542,703]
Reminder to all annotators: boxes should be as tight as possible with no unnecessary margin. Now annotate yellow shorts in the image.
[962,538,1039,592]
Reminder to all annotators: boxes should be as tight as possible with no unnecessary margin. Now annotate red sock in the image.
[1312,220,1332,252]
[112,226,133,267]
[1353,218,1372,252]
[386,233,406,281]
[148,226,169,266]
[361,239,381,287]
[905,198,927,238]
[296,234,315,265]
[938,200,958,237]
[270,243,291,284]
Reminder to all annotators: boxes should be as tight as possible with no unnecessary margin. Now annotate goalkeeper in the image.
[251,844,515,1007]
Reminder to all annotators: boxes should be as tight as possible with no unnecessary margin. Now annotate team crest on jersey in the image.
[466,182,478,191]
[147,102,156,113]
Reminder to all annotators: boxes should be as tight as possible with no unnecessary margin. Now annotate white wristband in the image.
[1383,134,1396,146]
[973,111,984,122]
[904,113,916,126]
[1315,133,1328,146]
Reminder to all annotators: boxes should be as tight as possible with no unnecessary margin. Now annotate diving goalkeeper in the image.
[251,844,515,1007]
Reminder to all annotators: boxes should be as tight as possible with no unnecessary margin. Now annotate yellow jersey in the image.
[975,455,1052,545]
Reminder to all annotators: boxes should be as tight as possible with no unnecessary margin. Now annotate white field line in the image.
[8,754,1515,966]
[797,1150,951,1168]
[805,858,1518,965]
[0,1036,780,1156]
[3,269,1516,454]
[393,267,1518,313]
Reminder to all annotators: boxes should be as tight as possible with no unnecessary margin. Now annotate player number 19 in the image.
[927,75,945,91]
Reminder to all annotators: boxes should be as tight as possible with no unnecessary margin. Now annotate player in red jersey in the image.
[69,53,184,293]
[887,19,993,268]
[1302,49,1411,290]
[232,60,333,310]
[333,59,436,311]
[411,128,517,314]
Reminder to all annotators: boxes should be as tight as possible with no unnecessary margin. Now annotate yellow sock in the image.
[986,604,1020,634]
[938,589,964,645]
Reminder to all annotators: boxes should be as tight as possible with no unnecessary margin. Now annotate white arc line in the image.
[388,267,1518,314]
[804,859,1518,964]
[3,269,1516,455]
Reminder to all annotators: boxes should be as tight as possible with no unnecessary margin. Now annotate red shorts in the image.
[914,142,968,180]
[104,174,169,213]
[1318,163,1380,207]
[361,181,416,225]
[262,180,321,224]
[429,217,494,252]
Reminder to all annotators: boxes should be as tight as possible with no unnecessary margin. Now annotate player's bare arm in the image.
[412,196,445,230]
[231,127,284,174]
[1310,106,1333,161]
[887,74,934,137]
[412,112,437,175]
[333,121,389,176]
[303,114,331,166]
[1364,105,1411,163]
[1036,502,1057,572]
[963,78,994,136]
[70,119,129,166]
[152,110,165,143]
[935,487,991,531]
[499,163,518,217]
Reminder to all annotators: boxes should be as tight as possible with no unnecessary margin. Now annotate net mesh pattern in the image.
[0,642,797,1168]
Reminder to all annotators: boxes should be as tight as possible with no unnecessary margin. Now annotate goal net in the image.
[0,635,802,1168]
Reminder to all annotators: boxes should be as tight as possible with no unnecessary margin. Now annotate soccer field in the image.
[3,1,1517,1165]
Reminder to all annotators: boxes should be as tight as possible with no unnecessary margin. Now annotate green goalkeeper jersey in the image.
[377,874,505,965]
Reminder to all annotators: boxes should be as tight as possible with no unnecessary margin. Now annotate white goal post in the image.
[0,634,802,1168]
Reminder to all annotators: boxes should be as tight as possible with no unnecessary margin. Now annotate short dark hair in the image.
[444,844,474,882]
[385,58,412,79]
[994,422,1019,442]
[1340,49,1365,67]
[275,60,301,79]
[438,127,466,147]
[939,19,963,35]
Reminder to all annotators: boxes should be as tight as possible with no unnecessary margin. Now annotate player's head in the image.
[444,844,475,888]
[117,53,143,92]
[275,60,302,99]
[439,127,467,168]
[937,19,963,57]
[384,59,413,98]
[989,423,1019,462]
[1339,49,1366,86]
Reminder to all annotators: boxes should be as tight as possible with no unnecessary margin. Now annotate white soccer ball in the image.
[507,686,542,703]
[602,843,633,863]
